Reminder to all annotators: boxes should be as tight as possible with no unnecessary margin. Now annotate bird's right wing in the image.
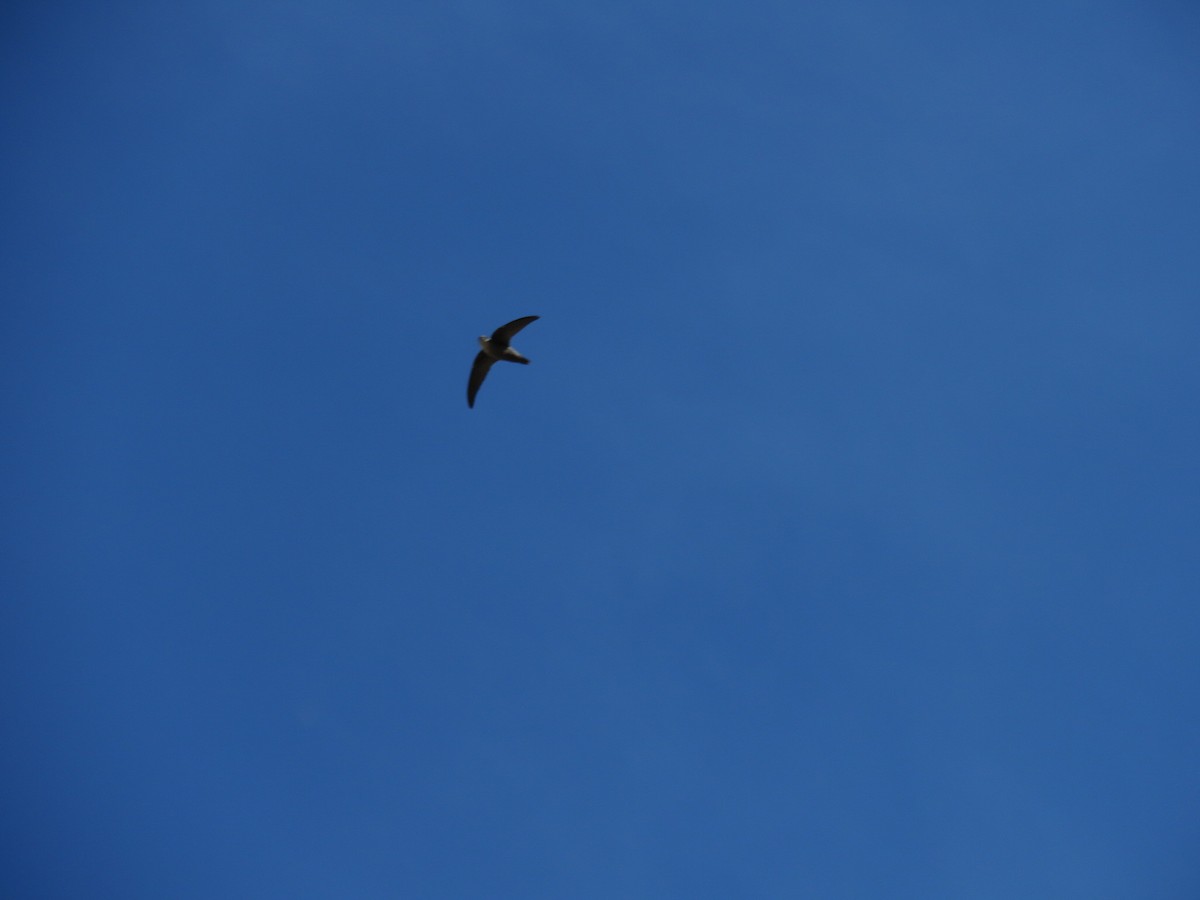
[491,315,539,344]
[467,352,494,408]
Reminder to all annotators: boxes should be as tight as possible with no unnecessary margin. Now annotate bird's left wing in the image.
[467,352,494,408]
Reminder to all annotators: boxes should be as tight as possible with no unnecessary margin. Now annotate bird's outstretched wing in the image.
[467,352,494,408]
[491,315,539,345]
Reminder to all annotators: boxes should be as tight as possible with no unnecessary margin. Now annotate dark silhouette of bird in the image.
[467,315,539,408]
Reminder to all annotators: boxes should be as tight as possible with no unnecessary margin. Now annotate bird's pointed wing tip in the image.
[492,315,540,342]
[467,352,493,408]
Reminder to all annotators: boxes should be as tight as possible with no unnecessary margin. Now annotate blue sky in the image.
[3,2,1199,897]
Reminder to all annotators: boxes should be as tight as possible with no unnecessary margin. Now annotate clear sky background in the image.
[3,2,1199,897]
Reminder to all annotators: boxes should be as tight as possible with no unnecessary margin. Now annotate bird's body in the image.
[467,315,539,408]
[477,335,529,364]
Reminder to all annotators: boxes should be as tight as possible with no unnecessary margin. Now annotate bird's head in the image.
[478,335,490,348]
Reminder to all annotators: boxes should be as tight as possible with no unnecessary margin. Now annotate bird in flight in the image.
[467,315,539,408]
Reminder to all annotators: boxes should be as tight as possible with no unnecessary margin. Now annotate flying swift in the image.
[467,315,539,408]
